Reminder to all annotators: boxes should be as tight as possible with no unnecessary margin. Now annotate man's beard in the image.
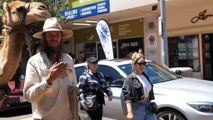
[44,40,62,59]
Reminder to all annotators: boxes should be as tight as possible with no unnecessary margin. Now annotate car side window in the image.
[75,66,86,82]
[98,65,123,87]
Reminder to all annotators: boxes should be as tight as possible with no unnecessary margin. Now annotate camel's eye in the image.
[39,5,47,10]
[16,6,26,13]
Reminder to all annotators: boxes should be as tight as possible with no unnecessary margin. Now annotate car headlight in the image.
[188,102,213,113]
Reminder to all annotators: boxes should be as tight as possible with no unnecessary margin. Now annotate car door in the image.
[98,65,125,119]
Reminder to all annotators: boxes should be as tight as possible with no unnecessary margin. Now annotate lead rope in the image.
[25,2,32,57]
[26,33,32,57]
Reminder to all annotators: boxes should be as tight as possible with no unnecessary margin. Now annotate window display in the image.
[168,34,200,72]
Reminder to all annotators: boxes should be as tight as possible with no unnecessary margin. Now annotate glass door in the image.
[202,33,213,81]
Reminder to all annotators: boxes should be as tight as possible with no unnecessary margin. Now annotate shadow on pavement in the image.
[0,107,31,117]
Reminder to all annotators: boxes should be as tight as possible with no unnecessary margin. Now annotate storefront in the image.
[166,1,213,80]
[60,0,213,80]
[73,19,144,62]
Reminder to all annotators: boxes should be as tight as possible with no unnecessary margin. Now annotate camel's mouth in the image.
[23,2,50,24]
[25,11,50,25]
[36,13,50,19]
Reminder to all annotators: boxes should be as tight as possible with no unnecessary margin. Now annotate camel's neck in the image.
[0,31,27,85]
[3,31,27,55]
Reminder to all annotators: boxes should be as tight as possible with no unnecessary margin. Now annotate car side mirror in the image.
[175,70,182,75]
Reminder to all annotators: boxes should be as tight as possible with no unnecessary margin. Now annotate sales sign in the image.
[60,0,110,20]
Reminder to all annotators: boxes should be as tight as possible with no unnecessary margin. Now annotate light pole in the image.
[159,0,168,65]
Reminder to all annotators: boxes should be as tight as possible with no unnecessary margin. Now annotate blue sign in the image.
[60,0,110,20]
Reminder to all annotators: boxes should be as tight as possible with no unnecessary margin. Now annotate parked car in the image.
[170,67,193,78]
[75,59,213,120]
[0,75,30,112]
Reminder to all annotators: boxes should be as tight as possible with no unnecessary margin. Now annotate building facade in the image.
[60,0,213,80]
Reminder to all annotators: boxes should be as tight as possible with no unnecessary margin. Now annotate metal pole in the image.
[160,0,168,65]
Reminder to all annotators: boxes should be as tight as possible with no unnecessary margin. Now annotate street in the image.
[0,107,31,120]
[0,114,30,120]
[0,107,116,120]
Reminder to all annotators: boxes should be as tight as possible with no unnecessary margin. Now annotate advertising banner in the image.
[66,0,102,8]
[96,19,114,60]
[61,0,110,20]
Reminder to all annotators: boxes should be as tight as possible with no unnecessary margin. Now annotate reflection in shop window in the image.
[168,34,200,72]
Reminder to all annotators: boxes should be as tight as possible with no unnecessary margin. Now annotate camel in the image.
[0,1,50,86]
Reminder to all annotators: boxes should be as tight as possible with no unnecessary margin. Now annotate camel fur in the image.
[0,1,50,85]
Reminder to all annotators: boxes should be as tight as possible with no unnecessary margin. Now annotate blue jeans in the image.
[132,101,157,120]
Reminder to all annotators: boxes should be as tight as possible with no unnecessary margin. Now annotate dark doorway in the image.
[98,42,117,60]
[118,37,144,58]
[202,33,213,81]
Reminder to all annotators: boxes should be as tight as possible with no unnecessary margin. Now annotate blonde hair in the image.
[131,52,144,70]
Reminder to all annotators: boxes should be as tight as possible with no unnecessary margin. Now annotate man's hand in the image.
[47,62,67,84]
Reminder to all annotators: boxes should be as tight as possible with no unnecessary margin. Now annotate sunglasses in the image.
[91,61,98,64]
[136,62,146,66]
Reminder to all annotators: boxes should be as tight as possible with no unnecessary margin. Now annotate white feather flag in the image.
[96,19,114,60]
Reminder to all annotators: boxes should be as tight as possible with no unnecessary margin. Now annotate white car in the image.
[75,59,213,120]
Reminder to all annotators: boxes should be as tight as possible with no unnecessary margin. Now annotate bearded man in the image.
[23,17,78,120]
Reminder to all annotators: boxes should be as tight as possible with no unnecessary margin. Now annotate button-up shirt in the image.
[23,52,77,120]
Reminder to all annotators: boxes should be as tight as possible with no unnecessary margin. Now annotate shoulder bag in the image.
[80,94,98,111]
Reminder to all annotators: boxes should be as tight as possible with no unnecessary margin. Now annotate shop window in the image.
[76,42,96,63]
[118,37,144,58]
[84,43,96,59]
[168,34,200,72]
[97,42,117,60]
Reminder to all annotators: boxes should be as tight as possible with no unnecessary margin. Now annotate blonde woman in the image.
[122,52,157,120]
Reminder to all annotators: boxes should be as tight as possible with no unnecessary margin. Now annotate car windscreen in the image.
[118,63,133,75]
[118,62,179,84]
[144,62,179,84]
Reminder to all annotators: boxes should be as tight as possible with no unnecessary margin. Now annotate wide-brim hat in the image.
[33,17,73,39]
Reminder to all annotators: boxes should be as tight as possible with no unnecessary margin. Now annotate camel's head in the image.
[2,1,50,27]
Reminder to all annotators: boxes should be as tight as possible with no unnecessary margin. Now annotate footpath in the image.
[4,113,116,120]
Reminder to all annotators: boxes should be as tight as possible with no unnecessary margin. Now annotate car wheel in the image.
[157,109,186,120]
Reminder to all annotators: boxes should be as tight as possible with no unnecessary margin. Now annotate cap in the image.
[86,56,98,63]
